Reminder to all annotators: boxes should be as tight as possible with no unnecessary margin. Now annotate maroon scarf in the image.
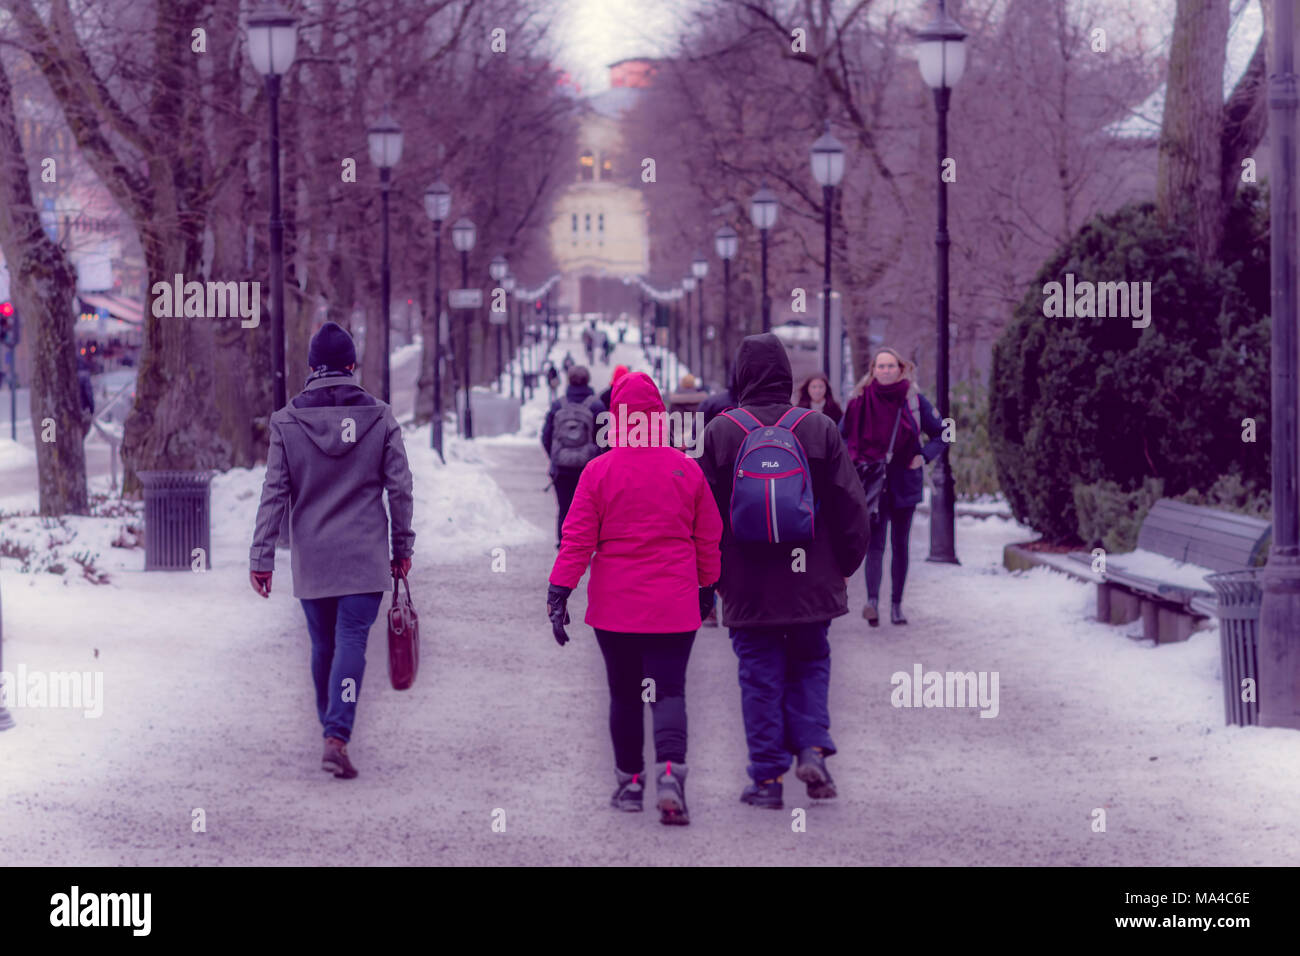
[850,378,919,462]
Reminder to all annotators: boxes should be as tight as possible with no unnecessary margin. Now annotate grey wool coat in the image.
[249,374,415,599]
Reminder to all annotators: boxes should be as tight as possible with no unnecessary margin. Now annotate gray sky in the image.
[552,0,689,91]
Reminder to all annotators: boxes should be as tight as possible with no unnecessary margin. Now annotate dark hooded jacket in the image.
[699,334,871,628]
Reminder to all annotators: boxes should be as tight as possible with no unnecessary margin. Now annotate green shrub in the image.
[1170,470,1271,522]
[949,380,1000,500]
[1073,476,1165,553]
[989,190,1270,543]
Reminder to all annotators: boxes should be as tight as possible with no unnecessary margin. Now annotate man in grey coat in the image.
[249,321,415,779]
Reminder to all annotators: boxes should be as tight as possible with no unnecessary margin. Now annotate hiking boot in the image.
[739,776,784,809]
[891,602,908,625]
[795,747,837,800]
[862,598,879,627]
[321,737,358,779]
[611,769,645,812]
[654,761,689,825]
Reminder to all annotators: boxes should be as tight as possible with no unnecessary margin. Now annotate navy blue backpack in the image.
[719,406,816,544]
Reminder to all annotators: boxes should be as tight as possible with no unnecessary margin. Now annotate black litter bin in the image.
[139,470,213,571]
[1205,569,1262,726]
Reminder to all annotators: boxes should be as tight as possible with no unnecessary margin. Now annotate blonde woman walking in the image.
[839,348,945,626]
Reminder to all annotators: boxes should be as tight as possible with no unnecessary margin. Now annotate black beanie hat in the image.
[307,321,356,371]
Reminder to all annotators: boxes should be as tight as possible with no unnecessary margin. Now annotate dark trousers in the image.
[594,629,696,773]
[864,502,916,604]
[553,469,581,545]
[299,592,383,742]
[730,623,836,783]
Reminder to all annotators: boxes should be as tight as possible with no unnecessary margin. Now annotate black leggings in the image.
[863,502,916,604]
[594,630,696,773]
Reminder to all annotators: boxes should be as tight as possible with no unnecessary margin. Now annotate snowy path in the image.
[2,331,1298,865]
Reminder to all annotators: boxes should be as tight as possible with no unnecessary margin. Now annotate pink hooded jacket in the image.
[548,371,723,633]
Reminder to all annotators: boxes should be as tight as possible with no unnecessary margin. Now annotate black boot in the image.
[862,598,879,627]
[891,602,907,625]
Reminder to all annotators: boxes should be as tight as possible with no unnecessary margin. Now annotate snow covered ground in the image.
[2,329,1298,866]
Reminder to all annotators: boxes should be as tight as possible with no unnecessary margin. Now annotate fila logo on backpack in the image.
[720,407,816,543]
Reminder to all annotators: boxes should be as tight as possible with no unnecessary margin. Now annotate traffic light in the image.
[0,301,15,347]
[535,299,542,312]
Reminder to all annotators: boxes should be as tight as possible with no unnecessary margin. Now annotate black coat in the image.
[700,334,871,628]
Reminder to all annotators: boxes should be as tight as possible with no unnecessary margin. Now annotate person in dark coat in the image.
[699,332,871,810]
[795,372,842,425]
[840,346,945,627]
[598,364,629,409]
[249,321,415,780]
[541,365,607,548]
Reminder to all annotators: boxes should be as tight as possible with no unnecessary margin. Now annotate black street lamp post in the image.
[692,253,708,382]
[246,3,298,411]
[917,0,967,566]
[749,186,777,334]
[367,113,404,404]
[424,182,451,458]
[810,123,845,380]
[715,225,738,384]
[489,256,508,392]
[451,218,476,438]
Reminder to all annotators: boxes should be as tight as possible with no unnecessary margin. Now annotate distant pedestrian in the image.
[562,351,576,373]
[76,355,95,436]
[666,373,708,449]
[249,321,415,780]
[697,367,737,428]
[582,327,595,365]
[700,333,870,810]
[547,371,722,825]
[544,361,561,401]
[598,364,629,410]
[796,372,843,426]
[541,365,607,548]
[601,332,615,365]
[840,347,945,627]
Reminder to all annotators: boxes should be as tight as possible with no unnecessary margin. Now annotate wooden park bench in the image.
[1066,499,1270,644]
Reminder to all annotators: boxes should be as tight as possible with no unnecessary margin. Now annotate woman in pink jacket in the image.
[546,371,722,826]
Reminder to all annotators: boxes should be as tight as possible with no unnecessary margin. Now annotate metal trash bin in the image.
[139,470,213,571]
[1205,569,1262,726]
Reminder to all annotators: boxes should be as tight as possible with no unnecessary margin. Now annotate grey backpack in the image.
[551,396,600,471]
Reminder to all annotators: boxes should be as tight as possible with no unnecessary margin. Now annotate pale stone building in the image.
[550,60,654,317]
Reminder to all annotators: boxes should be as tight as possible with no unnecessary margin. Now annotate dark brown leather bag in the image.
[387,569,419,690]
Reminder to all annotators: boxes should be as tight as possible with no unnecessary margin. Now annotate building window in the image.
[603,159,612,176]
[585,213,591,232]
[579,151,595,182]
[571,213,578,233]
[598,213,604,233]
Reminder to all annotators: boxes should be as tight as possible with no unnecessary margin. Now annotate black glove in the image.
[699,584,716,621]
[547,583,573,647]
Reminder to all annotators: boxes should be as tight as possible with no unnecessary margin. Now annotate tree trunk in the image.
[1157,0,1229,260]
[0,54,86,515]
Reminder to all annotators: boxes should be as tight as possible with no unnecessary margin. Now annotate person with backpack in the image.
[541,365,607,549]
[547,371,722,825]
[248,322,415,780]
[544,361,561,402]
[840,346,946,627]
[699,332,870,810]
